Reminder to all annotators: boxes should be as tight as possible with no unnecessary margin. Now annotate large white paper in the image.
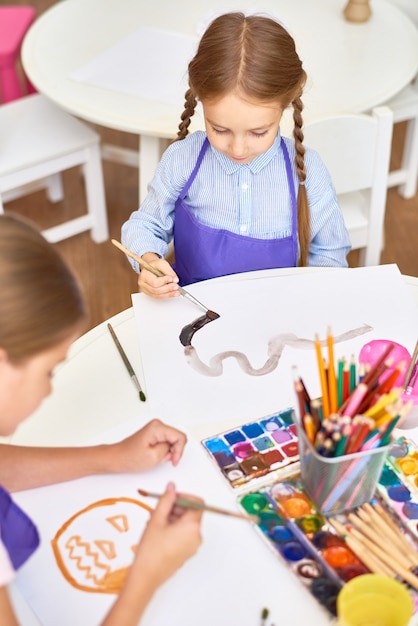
[13,419,329,626]
[70,27,198,105]
[132,266,418,434]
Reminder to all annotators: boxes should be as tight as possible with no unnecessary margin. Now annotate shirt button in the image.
[242,183,248,190]
[240,225,248,233]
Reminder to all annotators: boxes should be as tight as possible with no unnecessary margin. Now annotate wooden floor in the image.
[6,0,418,332]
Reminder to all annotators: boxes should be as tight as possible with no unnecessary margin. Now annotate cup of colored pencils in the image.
[292,330,414,515]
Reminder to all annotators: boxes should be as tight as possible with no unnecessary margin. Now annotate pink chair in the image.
[0,6,37,103]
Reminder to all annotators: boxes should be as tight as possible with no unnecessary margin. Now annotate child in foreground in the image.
[122,11,351,297]
[0,214,202,625]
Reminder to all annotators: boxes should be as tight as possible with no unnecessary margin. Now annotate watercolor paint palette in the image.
[201,408,299,489]
[238,476,418,617]
[377,435,418,538]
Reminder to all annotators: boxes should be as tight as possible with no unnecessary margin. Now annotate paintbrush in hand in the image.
[137,488,259,523]
[111,239,219,318]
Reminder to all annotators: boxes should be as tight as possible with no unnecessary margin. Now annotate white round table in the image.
[6,267,418,625]
[22,0,418,200]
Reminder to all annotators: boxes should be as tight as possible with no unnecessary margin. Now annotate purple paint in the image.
[272,429,292,444]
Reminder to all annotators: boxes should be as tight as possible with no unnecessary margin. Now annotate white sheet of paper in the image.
[70,27,198,105]
[13,419,330,626]
[132,265,418,435]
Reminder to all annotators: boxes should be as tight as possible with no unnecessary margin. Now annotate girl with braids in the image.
[122,12,350,296]
[0,214,202,625]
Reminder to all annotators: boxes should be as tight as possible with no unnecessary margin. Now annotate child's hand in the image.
[107,419,188,473]
[137,255,180,299]
[133,482,203,587]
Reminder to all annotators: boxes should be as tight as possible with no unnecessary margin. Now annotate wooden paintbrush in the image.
[137,488,259,523]
[111,239,219,318]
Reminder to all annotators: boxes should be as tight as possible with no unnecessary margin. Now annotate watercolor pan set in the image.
[201,408,300,489]
[377,435,418,538]
[238,476,418,617]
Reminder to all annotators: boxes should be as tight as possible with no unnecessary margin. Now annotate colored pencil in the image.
[403,338,418,390]
[361,342,395,386]
[342,360,350,403]
[328,519,396,578]
[314,334,330,418]
[137,488,259,523]
[349,355,357,393]
[337,358,345,407]
[302,413,316,444]
[359,503,418,566]
[377,360,406,395]
[363,388,402,419]
[327,328,338,414]
[340,382,368,418]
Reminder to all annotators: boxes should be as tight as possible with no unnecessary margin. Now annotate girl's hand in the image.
[107,419,188,473]
[100,483,202,625]
[133,482,203,587]
[137,255,180,299]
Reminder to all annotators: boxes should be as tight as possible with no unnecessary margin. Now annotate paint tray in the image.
[297,425,390,515]
[201,408,300,490]
[238,476,418,618]
[377,435,418,537]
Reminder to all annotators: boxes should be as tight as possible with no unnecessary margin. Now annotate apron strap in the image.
[177,138,210,201]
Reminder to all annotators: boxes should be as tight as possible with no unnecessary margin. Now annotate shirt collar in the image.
[210,131,282,174]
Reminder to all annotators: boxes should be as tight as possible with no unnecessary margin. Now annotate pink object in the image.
[359,339,418,428]
[0,6,37,103]
[359,339,410,386]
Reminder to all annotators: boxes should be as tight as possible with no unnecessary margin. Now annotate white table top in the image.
[7,267,418,625]
[22,0,418,138]
[7,268,418,448]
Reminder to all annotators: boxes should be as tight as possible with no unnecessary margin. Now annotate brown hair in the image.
[0,214,86,362]
[177,12,310,266]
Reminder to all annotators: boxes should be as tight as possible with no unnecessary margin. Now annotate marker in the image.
[107,323,146,401]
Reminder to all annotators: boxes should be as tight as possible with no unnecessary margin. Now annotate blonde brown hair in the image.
[0,214,86,362]
[177,12,310,265]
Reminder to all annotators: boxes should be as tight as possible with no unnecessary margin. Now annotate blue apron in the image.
[0,485,39,570]
[173,137,298,285]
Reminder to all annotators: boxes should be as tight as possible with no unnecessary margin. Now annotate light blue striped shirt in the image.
[122,130,351,271]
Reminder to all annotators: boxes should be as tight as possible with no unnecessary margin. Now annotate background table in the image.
[6,267,418,625]
[22,0,418,201]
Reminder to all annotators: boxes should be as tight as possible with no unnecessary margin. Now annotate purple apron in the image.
[173,137,298,285]
[0,485,39,570]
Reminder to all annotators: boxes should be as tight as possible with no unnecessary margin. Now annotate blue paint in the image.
[224,430,246,445]
[201,408,299,488]
[270,524,293,543]
[281,540,307,561]
[402,501,418,519]
[204,437,230,454]
[387,484,411,502]
[242,422,264,438]
[253,436,275,451]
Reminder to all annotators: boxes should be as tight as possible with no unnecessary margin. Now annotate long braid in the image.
[292,96,310,266]
[176,89,198,141]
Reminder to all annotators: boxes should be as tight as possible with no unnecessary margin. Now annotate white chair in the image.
[302,106,393,266]
[384,77,418,199]
[0,93,108,243]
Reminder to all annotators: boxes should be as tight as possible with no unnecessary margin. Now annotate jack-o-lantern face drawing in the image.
[51,497,152,594]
